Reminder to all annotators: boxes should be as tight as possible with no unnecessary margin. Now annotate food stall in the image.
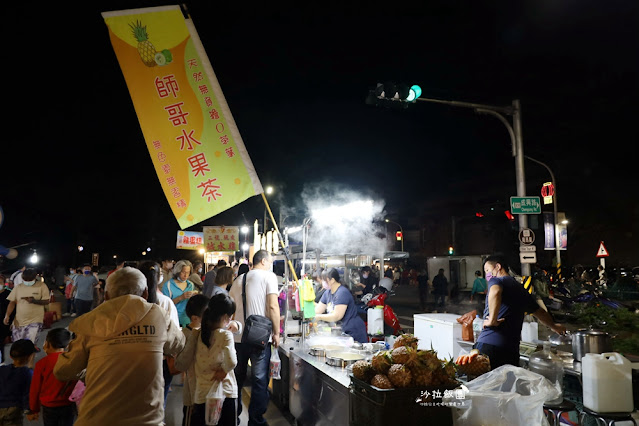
[266,247,461,426]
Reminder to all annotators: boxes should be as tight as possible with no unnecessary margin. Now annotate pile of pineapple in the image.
[351,334,458,390]
[454,349,491,378]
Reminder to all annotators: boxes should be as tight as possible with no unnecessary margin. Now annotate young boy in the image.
[179,294,209,426]
[0,339,37,425]
[27,328,77,425]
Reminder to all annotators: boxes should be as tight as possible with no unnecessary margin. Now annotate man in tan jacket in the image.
[54,267,185,426]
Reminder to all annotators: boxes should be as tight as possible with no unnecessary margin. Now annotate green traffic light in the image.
[407,84,422,102]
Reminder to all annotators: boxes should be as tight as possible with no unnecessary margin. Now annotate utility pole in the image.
[525,155,561,278]
[414,97,530,276]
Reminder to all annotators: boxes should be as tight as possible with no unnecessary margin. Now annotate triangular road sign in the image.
[596,241,609,258]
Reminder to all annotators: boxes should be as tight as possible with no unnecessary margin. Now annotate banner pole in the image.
[261,193,301,290]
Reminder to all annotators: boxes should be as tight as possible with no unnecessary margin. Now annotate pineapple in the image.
[393,333,419,350]
[388,364,412,388]
[454,349,491,378]
[129,20,157,67]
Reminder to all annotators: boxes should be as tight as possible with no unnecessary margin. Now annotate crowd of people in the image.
[0,250,281,426]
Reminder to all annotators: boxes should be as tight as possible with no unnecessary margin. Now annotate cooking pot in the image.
[572,329,613,361]
[549,332,573,353]
[308,344,344,357]
[326,351,365,368]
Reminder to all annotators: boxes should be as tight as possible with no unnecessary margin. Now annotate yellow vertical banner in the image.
[102,6,263,229]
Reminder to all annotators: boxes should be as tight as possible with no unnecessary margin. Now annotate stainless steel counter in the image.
[281,338,353,426]
[281,339,353,387]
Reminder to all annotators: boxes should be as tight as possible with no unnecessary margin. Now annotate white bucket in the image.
[582,352,634,413]
[367,306,384,335]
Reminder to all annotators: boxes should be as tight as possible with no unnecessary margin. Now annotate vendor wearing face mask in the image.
[3,268,49,347]
[315,268,368,343]
[474,255,566,369]
[162,260,198,327]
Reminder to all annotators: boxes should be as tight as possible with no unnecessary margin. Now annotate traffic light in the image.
[396,231,403,241]
[504,210,515,221]
[366,82,422,109]
[448,246,454,255]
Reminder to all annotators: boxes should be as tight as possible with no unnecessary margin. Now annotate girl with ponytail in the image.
[188,294,238,426]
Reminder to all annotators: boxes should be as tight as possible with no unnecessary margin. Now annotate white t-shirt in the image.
[7,282,49,327]
[10,270,24,286]
[156,291,180,328]
[379,277,394,292]
[228,269,278,343]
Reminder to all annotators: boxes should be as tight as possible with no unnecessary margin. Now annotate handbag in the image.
[240,273,273,350]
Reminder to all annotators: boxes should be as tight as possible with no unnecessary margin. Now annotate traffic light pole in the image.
[415,97,531,276]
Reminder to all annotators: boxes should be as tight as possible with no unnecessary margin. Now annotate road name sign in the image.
[520,245,536,252]
[511,196,542,214]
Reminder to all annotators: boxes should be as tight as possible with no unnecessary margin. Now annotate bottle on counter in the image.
[528,342,564,405]
[472,315,483,342]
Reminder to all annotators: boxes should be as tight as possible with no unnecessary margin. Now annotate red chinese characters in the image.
[197,178,222,202]
[187,153,211,177]
[164,102,190,126]
[176,129,201,151]
[155,75,179,98]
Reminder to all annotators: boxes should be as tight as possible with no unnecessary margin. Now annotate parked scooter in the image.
[360,286,403,336]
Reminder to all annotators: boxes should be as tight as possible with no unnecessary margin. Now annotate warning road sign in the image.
[596,241,609,258]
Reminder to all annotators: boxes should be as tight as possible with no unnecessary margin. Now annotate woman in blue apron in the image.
[314,268,368,343]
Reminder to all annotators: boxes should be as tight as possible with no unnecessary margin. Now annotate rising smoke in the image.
[298,181,389,256]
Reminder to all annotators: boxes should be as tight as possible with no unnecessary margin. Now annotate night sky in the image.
[2,1,638,270]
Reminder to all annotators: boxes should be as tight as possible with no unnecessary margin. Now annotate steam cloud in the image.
[298,182,389,256]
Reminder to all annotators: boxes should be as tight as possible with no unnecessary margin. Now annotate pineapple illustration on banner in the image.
[102,6,263,229]
[129,20,173,67]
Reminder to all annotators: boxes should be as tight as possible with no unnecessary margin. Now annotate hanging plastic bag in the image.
[443,364,560,425]
[205,380,225,425]
[69,380,86,407]
[270,345,281,380]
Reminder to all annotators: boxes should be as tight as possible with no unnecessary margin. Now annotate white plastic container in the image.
[521,321,539,343]
[582,352,634,413]
[367,305,384,335]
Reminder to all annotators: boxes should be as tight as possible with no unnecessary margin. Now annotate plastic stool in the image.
[544,399,577,426]
[578,407,637,426]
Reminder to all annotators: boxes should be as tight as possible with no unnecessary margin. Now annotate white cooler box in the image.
[414,313,464,360]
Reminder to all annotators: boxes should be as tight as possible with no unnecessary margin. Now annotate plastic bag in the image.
[68,381,86,407]
[456,310,477,342]
[444,365,560,426]
[270,345,281,380]
[205,381,224,425]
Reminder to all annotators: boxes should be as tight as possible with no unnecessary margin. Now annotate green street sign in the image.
[510,196,541,214]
